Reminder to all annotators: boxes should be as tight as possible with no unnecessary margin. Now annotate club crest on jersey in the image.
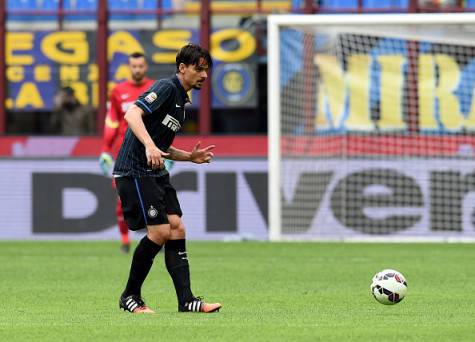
[162,114,181,132]
[144,92,157,104]
[148,205,158,218]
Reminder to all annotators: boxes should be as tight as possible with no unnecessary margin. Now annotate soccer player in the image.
[99,52,154,253]
[113,43,222,313]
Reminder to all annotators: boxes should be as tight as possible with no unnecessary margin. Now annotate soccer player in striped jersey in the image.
[113,44,221,314]
[99,52,154,253]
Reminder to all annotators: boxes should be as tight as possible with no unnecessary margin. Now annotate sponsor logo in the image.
[20,159,475,239]
[144,92,157,104]
[162,114,181,132]
[121,94,129,100]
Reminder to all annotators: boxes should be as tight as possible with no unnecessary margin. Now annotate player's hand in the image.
[190,141,215,164]
[145,143,170,170]
[99,152,114,175]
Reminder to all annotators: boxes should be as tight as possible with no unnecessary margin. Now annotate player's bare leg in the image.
[119,224,170,313]
[165,214,222,313]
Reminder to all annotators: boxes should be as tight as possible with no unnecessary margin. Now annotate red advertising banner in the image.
[0,136,267,157]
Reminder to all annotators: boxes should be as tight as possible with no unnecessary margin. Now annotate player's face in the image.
[129,57,148,83]
[179,59,209,91]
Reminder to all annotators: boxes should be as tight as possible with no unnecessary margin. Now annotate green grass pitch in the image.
[1,241,475,341]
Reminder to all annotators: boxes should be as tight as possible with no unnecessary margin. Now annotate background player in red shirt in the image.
[99,52,154,253]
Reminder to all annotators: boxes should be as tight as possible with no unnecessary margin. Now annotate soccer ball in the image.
[370,269,407,305]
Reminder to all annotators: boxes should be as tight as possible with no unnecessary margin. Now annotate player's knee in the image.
[147,224,171,244]
[168,215,186,238]
[168,215,183,230]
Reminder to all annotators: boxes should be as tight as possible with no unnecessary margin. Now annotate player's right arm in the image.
[124,104,169,169]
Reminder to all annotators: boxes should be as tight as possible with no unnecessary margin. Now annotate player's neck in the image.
[176,74,191,92]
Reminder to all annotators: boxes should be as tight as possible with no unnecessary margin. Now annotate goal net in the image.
[268,13,475,241]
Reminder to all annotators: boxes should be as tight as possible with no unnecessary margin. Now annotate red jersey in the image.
[101,78,154,156]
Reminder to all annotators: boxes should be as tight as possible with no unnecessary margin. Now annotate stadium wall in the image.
[0,136,268,241]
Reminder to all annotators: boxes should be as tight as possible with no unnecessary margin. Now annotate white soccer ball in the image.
[370,269,407,305]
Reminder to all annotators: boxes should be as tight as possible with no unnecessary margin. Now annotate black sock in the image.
[122,236,162,298]
[165,239,194,305]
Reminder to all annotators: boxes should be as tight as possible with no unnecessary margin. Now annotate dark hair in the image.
[129,52,146,61]
[61,86,75,96]
[175,43,212,72]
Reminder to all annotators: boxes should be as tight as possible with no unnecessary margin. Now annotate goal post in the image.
[268,13,475,241]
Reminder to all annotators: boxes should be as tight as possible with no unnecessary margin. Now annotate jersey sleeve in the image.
[135,80,174,115]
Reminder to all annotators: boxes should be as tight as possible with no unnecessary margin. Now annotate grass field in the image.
[1,241,475,341]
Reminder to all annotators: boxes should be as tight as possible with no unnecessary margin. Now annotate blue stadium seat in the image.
[7,0,37,21]
[320,0,408,11]
[108,0,172,21]
[63,0,173,22]
[466,0,475,8]
[7,0,60,21]
[320,0,358,10]
[140,0,156,19]
[7,0,36,11]
[142,0,172,18]
[291,0,300,10]
[363,0,408,9]
[42,0,59,21]
[109,0,138,20]
[64,0,96,21]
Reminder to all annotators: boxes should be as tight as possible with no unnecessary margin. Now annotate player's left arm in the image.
[167,141,215,164]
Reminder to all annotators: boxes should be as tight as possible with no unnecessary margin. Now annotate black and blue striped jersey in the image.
[113,75,189,177]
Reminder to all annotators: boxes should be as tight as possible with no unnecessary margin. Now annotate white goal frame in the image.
[267,13,475,241]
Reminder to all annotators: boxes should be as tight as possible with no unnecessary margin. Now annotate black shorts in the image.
[115,174,182,230]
